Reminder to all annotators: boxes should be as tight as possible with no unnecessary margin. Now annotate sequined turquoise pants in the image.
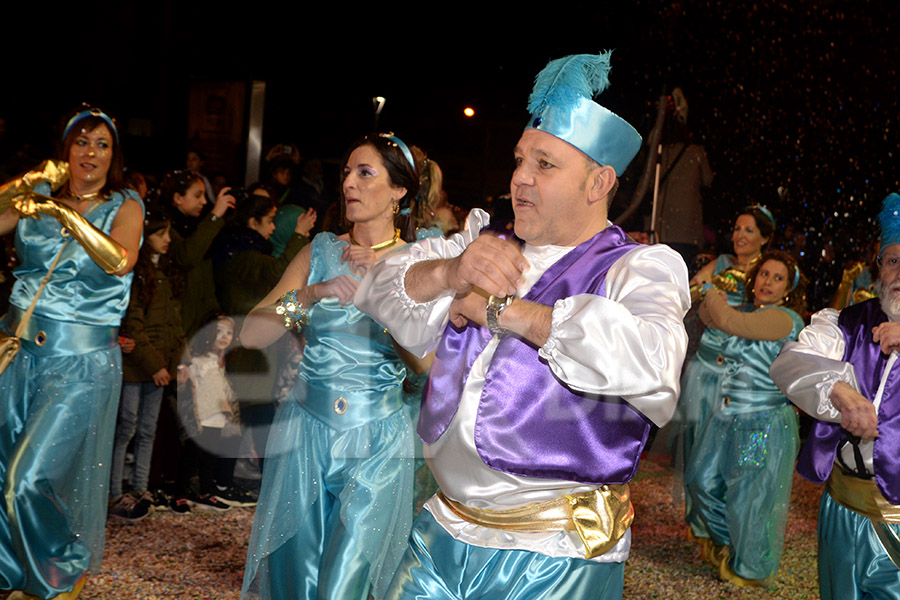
[685,403,798,582]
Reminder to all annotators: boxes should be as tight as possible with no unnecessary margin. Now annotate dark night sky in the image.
[4,1,899,305]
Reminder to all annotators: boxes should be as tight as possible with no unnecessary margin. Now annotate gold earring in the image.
[392,201,399,215]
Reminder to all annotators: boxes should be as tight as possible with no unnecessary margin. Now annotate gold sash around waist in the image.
[827,467,900,523]
[437,484,634,559]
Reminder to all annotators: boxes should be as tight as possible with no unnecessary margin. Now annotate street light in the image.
[373,96,386,129]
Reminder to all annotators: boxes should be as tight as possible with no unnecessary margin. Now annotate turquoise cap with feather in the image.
[526,51,642,175]
[878,193,900,254]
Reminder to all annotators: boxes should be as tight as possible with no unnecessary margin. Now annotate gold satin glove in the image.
[17,192,127,274]
[842,262,866,283]
[0,160,69,213]
[710,272,739,293]
[711,266,752,294]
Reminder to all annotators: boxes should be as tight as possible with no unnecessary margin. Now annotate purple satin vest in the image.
[420,225,654,485]
[796,299,900,504]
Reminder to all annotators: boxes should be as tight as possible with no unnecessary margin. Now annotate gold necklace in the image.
[350,228,401,251]
[68,187,103,203]
[734,254,761,272]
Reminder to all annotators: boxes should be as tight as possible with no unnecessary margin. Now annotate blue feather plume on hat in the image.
[878,192,900,253]
[527,51,613,116]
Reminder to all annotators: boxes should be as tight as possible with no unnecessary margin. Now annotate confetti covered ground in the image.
[40,451,821,600]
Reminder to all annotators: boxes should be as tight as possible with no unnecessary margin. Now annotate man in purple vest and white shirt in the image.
[770,193,900,600]
[356,52,690,599]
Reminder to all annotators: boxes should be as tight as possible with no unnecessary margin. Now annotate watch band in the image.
[486,295,514,336]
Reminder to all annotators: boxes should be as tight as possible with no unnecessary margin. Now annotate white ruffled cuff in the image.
[538,297,574,362]
[396,253,445,313]
[815,373,849,420]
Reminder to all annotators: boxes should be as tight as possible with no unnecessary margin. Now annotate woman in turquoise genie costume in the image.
[0,106,143,600]
[685,249,806,587]
[672,205,774,536]
[240,133,431,600]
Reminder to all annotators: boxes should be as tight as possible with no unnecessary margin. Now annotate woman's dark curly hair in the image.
[745,249,807,313]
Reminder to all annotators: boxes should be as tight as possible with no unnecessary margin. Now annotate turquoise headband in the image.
[63,107,119,144]
[744,204,776,229]
[792,264,800,290]
[379,133,415,173]
[525,52,642,175]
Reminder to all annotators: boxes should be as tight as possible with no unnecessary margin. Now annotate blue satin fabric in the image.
[384,510,624,600]
[0,189,133,597]
[242,232,412,600]
[672,254,747,536]
[529,96,642,176]
[10,188,139,326]
[296,233,406,397]
[6,307,118,356]
[684,306,804,584]
[817,492,900,600]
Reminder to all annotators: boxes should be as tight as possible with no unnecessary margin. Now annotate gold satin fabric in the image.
[0,160,69,213]
[438,484,634,559]
[22,193,127,274]
[827,467,900,523]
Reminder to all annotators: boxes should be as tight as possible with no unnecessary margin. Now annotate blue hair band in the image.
[63,107,119,144]
[399,207,411,215]
[792,264,800,290]
[744,204,776,229]
[379,133,415,173]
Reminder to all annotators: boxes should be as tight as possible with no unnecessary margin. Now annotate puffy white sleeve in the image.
[355,209,491,358]
[769,308,854,422]
[537,244,691,427]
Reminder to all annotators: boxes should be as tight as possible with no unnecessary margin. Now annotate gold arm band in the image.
[0,160,69,214]
[827,467,900,523]
[27,193,127,274]
[438,484,634,559]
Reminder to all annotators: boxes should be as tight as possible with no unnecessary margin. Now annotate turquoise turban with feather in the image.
[526,52,642,176]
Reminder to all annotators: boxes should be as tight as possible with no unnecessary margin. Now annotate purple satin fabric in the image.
[420,225,652,484]
[797,299,900,503]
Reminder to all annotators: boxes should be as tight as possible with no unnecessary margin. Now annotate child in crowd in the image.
[172,315,256,512]
[109,202,184,522]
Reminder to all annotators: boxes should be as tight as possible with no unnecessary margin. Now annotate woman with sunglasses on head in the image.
[240,134,431,600]
[0,106,143,599]
[685,249,806,588]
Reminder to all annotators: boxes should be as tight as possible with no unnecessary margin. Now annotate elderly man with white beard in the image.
[770,192,900,600]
